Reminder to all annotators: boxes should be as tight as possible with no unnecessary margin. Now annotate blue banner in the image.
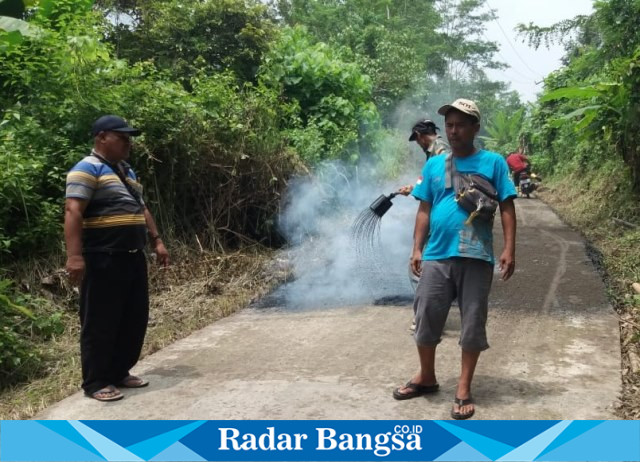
[1,420,639,461]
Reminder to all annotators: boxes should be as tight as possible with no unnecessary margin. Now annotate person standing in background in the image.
[397,119,451,196]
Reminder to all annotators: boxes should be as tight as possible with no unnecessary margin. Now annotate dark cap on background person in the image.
[409,119,440,141]
[437,98,481,122]
[91,115,141,137]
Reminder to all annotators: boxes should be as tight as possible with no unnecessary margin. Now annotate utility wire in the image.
[481,30,541,85]
[483,33,537,81]
[493,70,537,86]
[485,0,545,78]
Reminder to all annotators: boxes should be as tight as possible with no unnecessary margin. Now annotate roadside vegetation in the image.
[0,0,638,419]
[519,0,640,418]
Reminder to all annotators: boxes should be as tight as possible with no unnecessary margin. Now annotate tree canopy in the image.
[520,0,640,192]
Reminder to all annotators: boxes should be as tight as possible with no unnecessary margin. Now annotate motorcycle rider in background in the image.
[506,149,530,188]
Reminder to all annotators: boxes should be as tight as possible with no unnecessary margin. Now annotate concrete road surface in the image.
[38,199,621,420]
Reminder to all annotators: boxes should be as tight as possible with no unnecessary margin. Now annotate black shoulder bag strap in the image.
[445,153,458,191]
[92,152,144,207]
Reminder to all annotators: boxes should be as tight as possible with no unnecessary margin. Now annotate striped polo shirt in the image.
[66,152,147,252]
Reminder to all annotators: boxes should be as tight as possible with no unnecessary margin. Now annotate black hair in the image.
[412,119,439,136]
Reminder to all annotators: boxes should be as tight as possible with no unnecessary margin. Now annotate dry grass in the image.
[538,168,640,419]
[0,245,289,420]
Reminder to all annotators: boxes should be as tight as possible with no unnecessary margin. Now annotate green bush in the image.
[260,26,379,164]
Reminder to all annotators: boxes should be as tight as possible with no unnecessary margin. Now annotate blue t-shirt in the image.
[411,149,516,264]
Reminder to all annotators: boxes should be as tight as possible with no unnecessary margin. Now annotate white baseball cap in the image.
[437,98,481,121]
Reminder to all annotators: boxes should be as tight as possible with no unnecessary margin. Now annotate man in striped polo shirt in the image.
[64,115,169,402]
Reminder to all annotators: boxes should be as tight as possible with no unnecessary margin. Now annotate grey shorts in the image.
[413,258,494,351]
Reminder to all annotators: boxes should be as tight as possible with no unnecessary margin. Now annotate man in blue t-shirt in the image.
[392,99,517,420]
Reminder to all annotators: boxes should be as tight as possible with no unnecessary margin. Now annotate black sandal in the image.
[392,381,439,400]
[451,396,474,420]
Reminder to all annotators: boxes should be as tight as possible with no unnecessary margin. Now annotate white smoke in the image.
[271,151,425,310]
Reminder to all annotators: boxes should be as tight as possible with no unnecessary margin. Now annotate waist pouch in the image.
[445,154,499,225]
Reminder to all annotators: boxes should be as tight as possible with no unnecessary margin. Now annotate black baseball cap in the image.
[409,119,439,141]
[91,115,141,137]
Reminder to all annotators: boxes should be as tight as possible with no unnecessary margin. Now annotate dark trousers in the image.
[79,251,149,394]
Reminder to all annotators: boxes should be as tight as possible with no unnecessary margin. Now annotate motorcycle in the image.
[519,171,541,198]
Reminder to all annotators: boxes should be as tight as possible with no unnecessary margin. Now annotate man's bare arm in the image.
[498,198,516,281]
[64,198,88,285]
[411,201,431,277]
